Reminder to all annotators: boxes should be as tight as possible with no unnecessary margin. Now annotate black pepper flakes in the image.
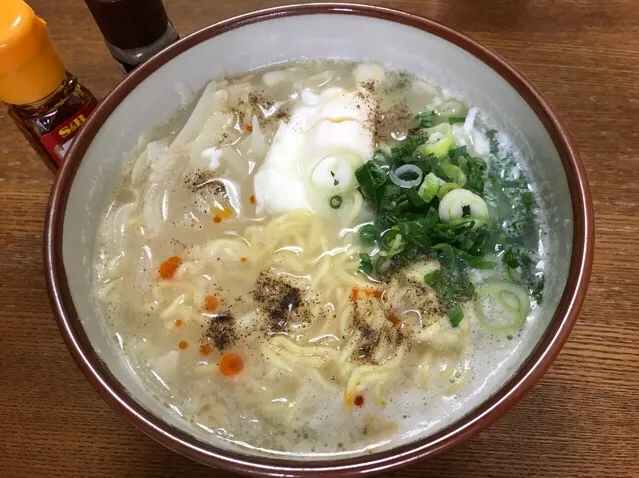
[374,100,413,144]
[350,296,407,365]
[203,312,237,351]
[230,90,291,133]
[187,169,228,196]
[357,322,380,359]
[252,272,302,332]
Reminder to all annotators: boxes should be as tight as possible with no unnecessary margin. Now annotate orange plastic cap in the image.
[0,0,66,105]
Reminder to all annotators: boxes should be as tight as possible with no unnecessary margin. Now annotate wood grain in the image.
[1,1,638,477]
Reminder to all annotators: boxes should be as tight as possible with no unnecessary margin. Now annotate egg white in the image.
[254,86,375,216]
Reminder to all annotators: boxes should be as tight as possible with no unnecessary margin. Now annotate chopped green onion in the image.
[507,265,519,283]
[437,182,460,200]
[379,227,405,257]
[416,111,438,128]
[448,215,489,228]
[498,290,521,311]
[376,255,393,275]
[503,245,533,269]
[389,164,423,189]
[436,99,468,119]
[424,267,474,328]
[474,282,530,333]
[416,123,454,158]
[372,150,388,166]
[355,162,386,201]
[359,224,377,246]
[359,253,374,275]
[441,163,467,187]
[447,304,465,327]
[438,188,489,225]
[471,259,497,269]
[417,172,441,202]
[329,195,342,209]
[424,269,442,286]
[504,250,520,268]
[449,145,469,162]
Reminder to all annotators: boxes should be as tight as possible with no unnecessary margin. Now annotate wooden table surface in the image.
[1,0,638,476]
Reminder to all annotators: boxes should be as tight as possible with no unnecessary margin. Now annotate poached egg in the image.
[253,86,374,216]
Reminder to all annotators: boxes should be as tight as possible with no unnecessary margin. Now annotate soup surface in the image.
[95,61,546,457]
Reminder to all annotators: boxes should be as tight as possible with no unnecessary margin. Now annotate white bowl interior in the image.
[62,12,572,458]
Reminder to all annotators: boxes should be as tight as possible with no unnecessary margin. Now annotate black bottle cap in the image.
[84,0,170,50]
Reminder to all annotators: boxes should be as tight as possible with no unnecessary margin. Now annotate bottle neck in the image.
[11,72,76,115]
[105,20,178,70]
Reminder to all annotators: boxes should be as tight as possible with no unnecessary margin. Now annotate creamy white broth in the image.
[94,61,545,456]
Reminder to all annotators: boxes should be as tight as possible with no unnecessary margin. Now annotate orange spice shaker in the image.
[0,0,98,172]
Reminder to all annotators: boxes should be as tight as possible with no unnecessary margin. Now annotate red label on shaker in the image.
[40,102,97,165]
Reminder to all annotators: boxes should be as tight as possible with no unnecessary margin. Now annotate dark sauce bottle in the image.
[84,0,179,74]
[1,0,98,172]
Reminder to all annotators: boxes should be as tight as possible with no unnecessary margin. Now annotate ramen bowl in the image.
[45,3,593,476]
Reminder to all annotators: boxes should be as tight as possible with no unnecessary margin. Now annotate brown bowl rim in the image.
[44,3,594,476]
